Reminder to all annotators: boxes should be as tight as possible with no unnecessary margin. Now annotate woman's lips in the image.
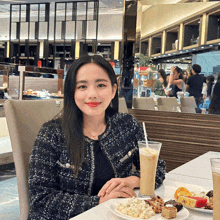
[86,102,101,107]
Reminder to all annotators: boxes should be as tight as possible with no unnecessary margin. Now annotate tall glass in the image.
[211,158,220,220]
[138,141,162,197]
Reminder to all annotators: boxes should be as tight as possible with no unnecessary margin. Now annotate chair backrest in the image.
[119,97,128,113]
[157,97,178,112]
[180,97,197,108]
[132,97,155,110]
[4,99,63,220]
[180,97,196,113]
[180,106,196,113]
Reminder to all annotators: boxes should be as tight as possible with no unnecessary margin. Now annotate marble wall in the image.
[195,51,220,76]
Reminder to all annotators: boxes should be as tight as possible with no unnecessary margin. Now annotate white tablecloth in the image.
[70,152,216,220]
[169,151,220,180]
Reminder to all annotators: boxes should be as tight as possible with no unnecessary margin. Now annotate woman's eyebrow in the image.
[76,79,108,84]
[76,80,88,85]
[96,79,108,82]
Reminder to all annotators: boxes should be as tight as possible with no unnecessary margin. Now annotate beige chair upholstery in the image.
[119,97,128,113]
[132,97,155,110]
[157,97,178,112]
[180,97,196,113]
[4,99,63,220]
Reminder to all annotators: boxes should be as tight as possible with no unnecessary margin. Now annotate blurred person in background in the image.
[186,64,205,113]
[209,80,220,115]
[183,70,189,84]
[154,69,168,96]
[166,66,185,98]
[201,75,215,114]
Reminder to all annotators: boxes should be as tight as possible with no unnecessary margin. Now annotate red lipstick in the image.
[86,102,101,107]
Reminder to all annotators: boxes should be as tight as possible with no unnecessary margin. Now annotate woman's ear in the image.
[112,83,117,99]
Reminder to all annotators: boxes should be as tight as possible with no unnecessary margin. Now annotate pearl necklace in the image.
[84,126,105,140]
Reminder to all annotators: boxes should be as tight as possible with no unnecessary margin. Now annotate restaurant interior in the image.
[1,0,220,219]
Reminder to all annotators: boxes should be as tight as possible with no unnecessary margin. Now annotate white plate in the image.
[109,198,189,220]
[183,205,213,214]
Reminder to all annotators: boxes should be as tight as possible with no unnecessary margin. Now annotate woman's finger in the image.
[114,182,128,192]
[98,179,117,197]
[120,186,137,197]
[98,181,111,197]
[105,182,120,194]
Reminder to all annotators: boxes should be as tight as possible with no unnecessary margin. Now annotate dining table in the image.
[70,151,219,220]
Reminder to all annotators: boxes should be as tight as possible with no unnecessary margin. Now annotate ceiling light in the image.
[210,45,213,47]
[192,49,196,50]
[201,47,204,49]
[168,54,171,56]
[158,56,161,58]
[180,51,182,53]
[154,57,156,58]
[173,53,176,54]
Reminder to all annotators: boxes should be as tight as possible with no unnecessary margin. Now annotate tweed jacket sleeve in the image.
[28,120,99,220]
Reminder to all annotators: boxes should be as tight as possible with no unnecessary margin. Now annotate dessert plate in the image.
[183,206,213,214]
[109,198,189,220]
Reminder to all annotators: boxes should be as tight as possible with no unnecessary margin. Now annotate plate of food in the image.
[109,196,189,220]
[174,187,213,214]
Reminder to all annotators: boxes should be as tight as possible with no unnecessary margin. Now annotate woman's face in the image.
[74,63,117,118]
[173,70,180,80]
[183,72,188,79]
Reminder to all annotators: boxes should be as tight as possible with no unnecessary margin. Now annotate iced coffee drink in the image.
[138,141,161,197]
[211,158,220,220]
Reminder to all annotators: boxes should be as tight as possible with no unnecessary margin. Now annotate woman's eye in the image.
[78,85,86,89]
[97,84,106,88]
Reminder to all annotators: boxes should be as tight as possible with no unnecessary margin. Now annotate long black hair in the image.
[206,75,215,98]
[175,66,183,79]
[158,69,167,88]
[62,55,118,175]
[209,81,220,115]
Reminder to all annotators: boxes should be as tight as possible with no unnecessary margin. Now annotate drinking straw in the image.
[142,122,149,148]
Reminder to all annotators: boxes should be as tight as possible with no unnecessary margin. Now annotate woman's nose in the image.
[87,86,98,99]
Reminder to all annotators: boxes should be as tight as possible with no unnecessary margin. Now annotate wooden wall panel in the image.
[129,109,220,172]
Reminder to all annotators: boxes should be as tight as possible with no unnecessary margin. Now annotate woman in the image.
[209,80,220,115]
[166,66,185,98]
[183,71,188,84]
[28,55,166,219]
[154,69,168,96]
[202,75,215,100]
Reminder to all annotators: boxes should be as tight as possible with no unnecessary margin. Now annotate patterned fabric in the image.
[28,113,166,220]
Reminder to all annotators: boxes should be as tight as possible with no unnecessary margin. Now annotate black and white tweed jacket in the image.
[28,113,166,220]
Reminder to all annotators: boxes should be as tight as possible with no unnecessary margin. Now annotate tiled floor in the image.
[0,164,19,220]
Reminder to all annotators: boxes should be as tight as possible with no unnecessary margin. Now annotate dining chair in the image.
[157,97,178,112]
[132,97,155,110]
[119,97,129,113]
[4,99,63,220]
[180,97,196,113]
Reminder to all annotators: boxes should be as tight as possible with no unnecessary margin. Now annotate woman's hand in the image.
[98,176,140,197]
[98,185,136,204]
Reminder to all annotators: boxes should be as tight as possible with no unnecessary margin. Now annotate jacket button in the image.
[128,151,132,156]
[66,163,70,168]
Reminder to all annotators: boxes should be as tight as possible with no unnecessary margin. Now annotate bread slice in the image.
[145,196,164,213]
[162,206,177,219]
